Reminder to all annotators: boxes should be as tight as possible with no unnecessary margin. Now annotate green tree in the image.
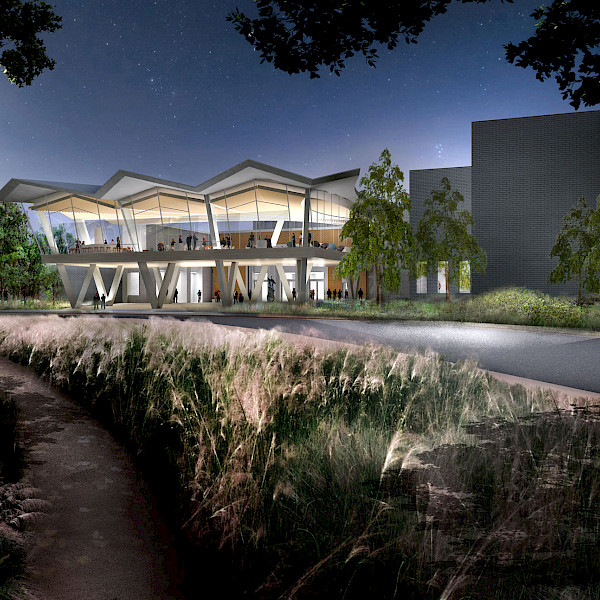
[1,0,62,86]
[228,0,600,109]
[38,264,63,302]
[415,177,486,303]
[15,234,43,300]
[0,203,29,301]
[547,196,600,304]
[335,149,412,305]
[36,223,73,254]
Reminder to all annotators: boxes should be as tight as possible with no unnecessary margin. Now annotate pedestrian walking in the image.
[358,288,364,301]
[197,289,202,303]
[327,288,332,300]
[173,288,178,303]
[93,291,100,310]
[292,287,297,301]
[101,293,106,309]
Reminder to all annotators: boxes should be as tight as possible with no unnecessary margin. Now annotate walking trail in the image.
[0,356,184,600]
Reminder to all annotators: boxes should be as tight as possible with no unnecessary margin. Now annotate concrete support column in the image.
[56,265,77,307]
[302,188,311,247]
[250,266,268,303]
[105,266,124,306]
[138,262,159,309]
[275,265,293,301]
[38,212,59,254]
[214,259,229,306]
[296,258,308,302]
[205,195,221,249]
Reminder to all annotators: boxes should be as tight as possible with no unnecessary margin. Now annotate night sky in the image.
[1,0,595,190]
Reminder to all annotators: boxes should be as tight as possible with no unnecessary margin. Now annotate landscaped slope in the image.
[0,315,597,599]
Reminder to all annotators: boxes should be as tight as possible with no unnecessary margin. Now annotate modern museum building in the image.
[0,161,363,307]
[0,109,599,308]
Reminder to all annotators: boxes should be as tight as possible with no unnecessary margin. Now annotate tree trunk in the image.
[578,268,583,304]
[375,264,382,306]
[446,267,450,304]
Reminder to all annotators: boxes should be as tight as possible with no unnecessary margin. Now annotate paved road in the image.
[194,316,600,394]
[4,309,600,394]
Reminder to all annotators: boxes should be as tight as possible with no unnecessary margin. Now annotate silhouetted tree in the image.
[1,0,62,86]
[228,0,600,108]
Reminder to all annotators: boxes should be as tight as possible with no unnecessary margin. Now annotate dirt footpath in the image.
[0,356,183,600]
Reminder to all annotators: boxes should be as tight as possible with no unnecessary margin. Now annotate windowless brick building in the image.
[409,110,600,297]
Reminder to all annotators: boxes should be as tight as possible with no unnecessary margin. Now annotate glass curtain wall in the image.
[309,190,350,248]
[30,193,122,254]
[23,181,353,257]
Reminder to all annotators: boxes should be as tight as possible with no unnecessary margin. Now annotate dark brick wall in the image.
[472,110,600,296]
[409,166,472,298]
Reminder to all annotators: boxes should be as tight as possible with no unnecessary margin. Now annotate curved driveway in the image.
[196,316,600,394]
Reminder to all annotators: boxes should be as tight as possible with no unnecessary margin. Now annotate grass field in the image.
[0,315,598,599]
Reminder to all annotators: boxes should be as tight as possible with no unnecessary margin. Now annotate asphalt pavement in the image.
[196,316,600,394]
[2,308,599,394]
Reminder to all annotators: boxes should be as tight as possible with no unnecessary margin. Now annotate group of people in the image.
[327,288,346,301]
[246,232,272,248]
[325,287,364,301]
[72,237,130,253]
[92,291,106,309]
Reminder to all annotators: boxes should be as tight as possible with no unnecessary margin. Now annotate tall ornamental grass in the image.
[0,315,597,599]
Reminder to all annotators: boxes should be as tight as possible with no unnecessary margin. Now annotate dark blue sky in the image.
[0,0,594,189]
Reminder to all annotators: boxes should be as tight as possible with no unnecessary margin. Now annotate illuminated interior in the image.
[26,179,352,254]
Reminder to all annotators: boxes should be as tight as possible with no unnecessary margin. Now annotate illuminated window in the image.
[459,261,471,293]
[438,261,448,294]
[416,262,427,294]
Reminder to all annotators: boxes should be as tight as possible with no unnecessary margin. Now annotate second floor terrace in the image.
[0,160,359,261]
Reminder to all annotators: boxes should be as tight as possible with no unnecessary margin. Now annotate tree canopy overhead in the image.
[228,0,600,109]
[1,0,62,86]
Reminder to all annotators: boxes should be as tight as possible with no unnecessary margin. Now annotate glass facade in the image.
[24,180,352,255]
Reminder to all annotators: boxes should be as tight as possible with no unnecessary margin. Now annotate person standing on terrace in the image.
[249,231,255,248]
[193,233,198,250]
[292,232,296,247]
[186,234,192,250]
[116,237,121,251]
